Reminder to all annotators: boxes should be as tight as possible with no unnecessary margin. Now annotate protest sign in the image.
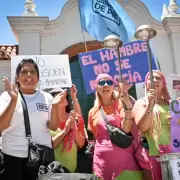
[170,74,180,91]
[170,100,180,153]
[78,40,158,94]
[11,55,72,89]
[170,159,180,179]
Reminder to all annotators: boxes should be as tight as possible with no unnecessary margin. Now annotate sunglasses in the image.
[98,80,113,86]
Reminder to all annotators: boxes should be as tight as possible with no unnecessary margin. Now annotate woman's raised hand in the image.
[70,84,77,100]
[3,77,18,100]
[52,89,67,105]
[69,110,76,130]
[146,89,156,109]
[117,80,132,109]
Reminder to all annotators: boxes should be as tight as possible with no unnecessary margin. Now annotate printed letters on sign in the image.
[92,0,121,25]
[170,100,180,153]
[78,40,158,94]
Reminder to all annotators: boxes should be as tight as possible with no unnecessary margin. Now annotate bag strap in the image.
[19,91,32,141]
[100,108,109,125]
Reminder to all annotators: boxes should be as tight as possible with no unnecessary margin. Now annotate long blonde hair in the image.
[145,70,171,147]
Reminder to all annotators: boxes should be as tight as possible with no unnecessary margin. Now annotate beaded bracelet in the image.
[124,117,134,121]
[144,108,153,116]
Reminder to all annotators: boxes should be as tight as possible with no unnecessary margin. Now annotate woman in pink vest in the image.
[88,73,148,180]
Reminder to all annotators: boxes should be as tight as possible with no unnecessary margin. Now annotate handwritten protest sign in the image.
[78,40,158,94]
[11,55,72,89]
[170,100,180,153]
[170,159,180,179]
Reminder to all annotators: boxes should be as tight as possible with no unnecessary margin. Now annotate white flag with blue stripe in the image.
[78,0,136,43]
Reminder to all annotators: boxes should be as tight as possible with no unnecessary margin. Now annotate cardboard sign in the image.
[170,159,180,179]
[11,55,72,89]
[170,100,180,153]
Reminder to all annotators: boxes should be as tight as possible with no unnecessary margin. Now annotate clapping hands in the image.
[52,89,67,105]
[64,110,77,133]
[2,77,18,100]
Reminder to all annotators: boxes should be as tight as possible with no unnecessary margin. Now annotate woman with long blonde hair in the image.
[88,73,144,180]
[133,70,171,180]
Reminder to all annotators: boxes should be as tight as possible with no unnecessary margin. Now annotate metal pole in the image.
[147,40,154,89]
[116,46,123,82]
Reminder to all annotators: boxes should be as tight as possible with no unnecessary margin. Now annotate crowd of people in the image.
[0,58,172,180]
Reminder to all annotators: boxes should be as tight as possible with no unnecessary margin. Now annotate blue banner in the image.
[78,0,135,42]
[78,41,159,94]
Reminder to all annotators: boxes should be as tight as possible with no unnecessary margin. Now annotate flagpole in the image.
[77,0,88,52]
[82,30,88,52]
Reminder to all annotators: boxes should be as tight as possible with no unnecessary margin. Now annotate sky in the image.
[0,0,179,45]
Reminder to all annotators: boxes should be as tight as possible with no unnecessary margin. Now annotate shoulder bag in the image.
[100,108,133,148]
[19,91,55,169]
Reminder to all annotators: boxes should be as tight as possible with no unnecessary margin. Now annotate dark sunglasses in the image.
[98,80,113,86]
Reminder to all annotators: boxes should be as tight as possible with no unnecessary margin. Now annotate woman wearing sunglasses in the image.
[88,73,142,180]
